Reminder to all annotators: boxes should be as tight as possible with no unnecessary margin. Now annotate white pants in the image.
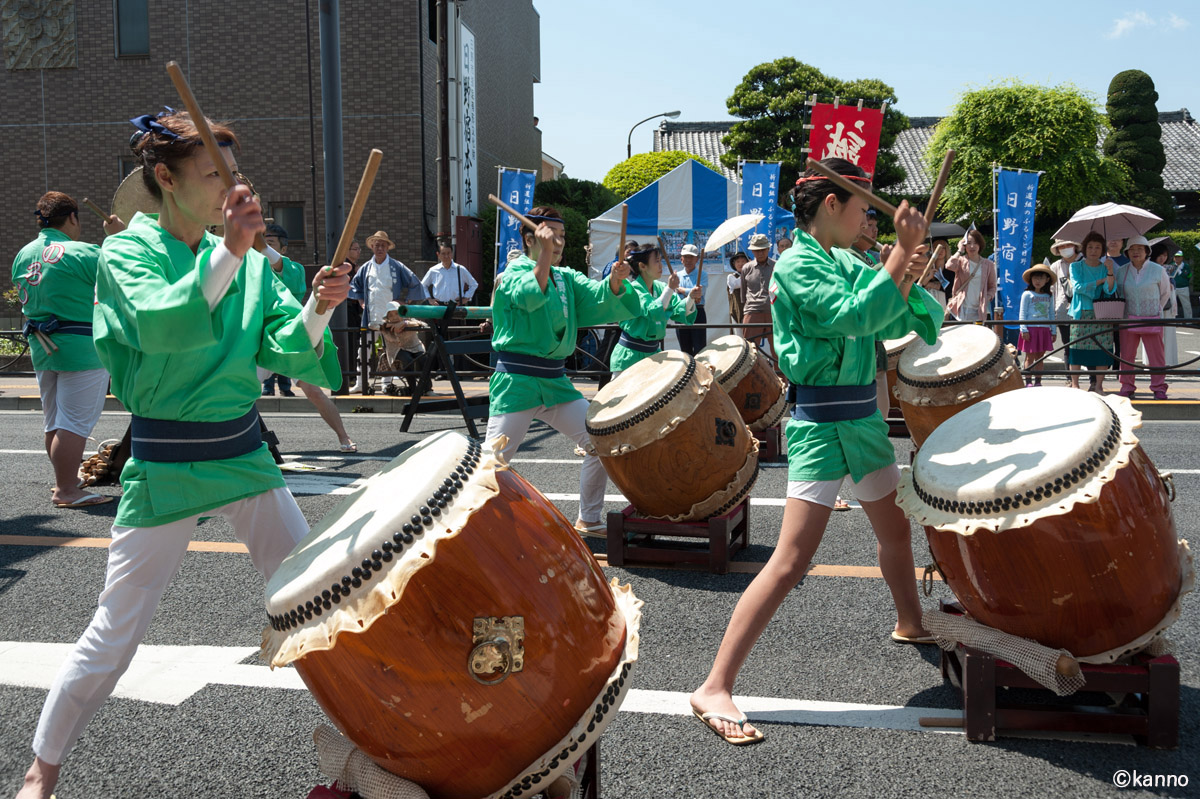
[36,368,108,437]
[1176,288,1192,319]
[32,487,307,764]
[484,399,608,523]
[787,464,901,509]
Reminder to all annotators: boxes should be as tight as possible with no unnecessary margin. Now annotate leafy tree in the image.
[602,151,719,199]
[721,57,909,192]
[533,175,620,222]
[1104,70,1174,224]
[926,81,1129,225]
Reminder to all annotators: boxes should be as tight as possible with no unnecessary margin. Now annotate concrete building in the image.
[0,0,542,297]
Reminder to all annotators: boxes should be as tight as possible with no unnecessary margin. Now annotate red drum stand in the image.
[605,500,750,574]
[752,426,783,461]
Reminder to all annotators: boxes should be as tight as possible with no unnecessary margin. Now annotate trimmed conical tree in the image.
[1104,70,1174,224]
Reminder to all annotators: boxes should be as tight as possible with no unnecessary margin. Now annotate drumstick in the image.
[488,194,538,232]
[34,329,58,354]
[165,61,267,252]
[81,198,108,222]
[914,242,947,287]
[657,235,672,269]
[316,148,384,314]
[616,204,628,265]
[805,157,898,217]
[923,149,956,226]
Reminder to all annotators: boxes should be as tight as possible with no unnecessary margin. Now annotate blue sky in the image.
[534,1,1195,183]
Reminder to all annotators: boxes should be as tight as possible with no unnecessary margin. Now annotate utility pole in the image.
[319,0,349,387]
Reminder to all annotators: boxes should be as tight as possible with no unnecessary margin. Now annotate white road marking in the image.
[283,475,367,496]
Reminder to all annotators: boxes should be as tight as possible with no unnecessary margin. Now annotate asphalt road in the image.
[1,408,1197,799]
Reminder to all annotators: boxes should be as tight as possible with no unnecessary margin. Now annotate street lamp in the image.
[627,110,681,159]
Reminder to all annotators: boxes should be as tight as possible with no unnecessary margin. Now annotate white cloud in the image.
[1105,10,1190,38]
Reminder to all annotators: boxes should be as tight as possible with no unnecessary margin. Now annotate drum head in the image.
[899,325,999,381]
[884,332,919,358]
[901,388,1142,533]
[588,350,694,428]
[695,335,752,386]
[112,166,159,224]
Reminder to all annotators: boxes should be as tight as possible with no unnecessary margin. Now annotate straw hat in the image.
[748,233,770,250]
[1049,238,1079,256]
[366,230,395,250]
[1022,263,1056,285]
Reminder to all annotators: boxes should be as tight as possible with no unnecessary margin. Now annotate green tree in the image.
[721,57,909,192]
[926,81,1129,225]
[533,175,620,221]
[602,151,719,199]
[1104,70,1174,224]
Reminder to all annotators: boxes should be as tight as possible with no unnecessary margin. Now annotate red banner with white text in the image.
[808,103,885,179]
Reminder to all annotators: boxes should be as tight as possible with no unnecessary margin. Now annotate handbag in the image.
[1091,286,1125,320]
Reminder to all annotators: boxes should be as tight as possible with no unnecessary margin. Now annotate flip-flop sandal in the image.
[339,442,358,453]
[574,520,606,538]
[54,493,112,509]
[833,500,852,512]
[891,631,937,645]
[691,708,765,745]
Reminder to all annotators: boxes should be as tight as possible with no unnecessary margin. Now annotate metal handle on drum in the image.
[1160,471,1176,503]
[469,616,525,685]
[922,563,939,597]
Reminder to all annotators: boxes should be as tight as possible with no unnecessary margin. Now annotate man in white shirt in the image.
[347,230,425,394]
[421,241,479,305]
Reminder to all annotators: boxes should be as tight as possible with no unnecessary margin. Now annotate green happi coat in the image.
[490,254,640,414]
[609,275,697,372]
[273,255,308,301]
[772,230,943,482]
[11,228,103,372]
[94,212,340,527]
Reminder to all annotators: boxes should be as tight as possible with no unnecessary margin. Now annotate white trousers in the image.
[484,399,608,523]
[36,368,109,437]
[32,487,307,764]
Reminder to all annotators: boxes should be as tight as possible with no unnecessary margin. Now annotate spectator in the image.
[738,233,776,357]
[945,229,997,322]
[345,239,364,387]
[776,236,793,255]
[422,240,479,305]
[1106,238,1130,268]
[348,230,426,395]
[1068,232,1117,393]
[673,243,709,356]
[10,191,116,508]
[1152,246,1179,370]
[601,239,639,279]
[1018,264,1055,387]
[1049,239,1080,377]
[1169,249,1191,318]
[928,238,954,300]
[1116,236,1172,399]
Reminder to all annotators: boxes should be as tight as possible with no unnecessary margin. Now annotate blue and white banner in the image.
[738,161,781,255]
[495,167,536,275]
[994,168,1040,322]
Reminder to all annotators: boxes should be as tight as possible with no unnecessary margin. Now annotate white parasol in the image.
[1052,202,1162,242]
[701,213,763,253]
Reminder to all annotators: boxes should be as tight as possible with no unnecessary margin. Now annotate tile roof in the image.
[654,110,1200,194]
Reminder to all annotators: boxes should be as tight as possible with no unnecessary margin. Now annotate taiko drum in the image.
[695,335,787,432]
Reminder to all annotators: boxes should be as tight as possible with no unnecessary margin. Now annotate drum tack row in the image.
[260,328,1186,797]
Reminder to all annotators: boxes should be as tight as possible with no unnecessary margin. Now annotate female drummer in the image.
[689,157,943,745]
[485,205,639,536]
[609,244,699,375]
[15,110,351,799]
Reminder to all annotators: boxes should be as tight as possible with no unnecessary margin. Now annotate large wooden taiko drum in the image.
[262,431,641,799]
[883,332,919,412]
[587,351,758,521]
[893,324,1023,446]
[896,388,1191,660]
[695,335,787,431]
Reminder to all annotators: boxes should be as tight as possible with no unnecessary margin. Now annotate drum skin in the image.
[596,381,752,519]
[901,369,1024,447]
[293,469,626,799]
[925,445,1180,657]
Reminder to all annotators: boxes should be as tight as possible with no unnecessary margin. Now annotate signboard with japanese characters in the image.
[994,168,1041,321]
[807,103,885,179]
[495,167,536,274]
[738,161,781,255]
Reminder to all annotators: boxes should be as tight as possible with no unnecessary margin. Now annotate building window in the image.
[119,157,138,180]
[114,0,150,57]
[428,0,437,42]
[271,204,306,250]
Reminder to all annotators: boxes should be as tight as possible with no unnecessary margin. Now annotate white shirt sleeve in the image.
[202,243,242,311]
[300,293,334,353]
[460,265,479,299]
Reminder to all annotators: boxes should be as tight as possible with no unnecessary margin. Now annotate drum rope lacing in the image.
[585,357,697,438]
[897,343,1005,389]
[267,439,485,633]
[712,343,752,388]
[910,403,1122,517]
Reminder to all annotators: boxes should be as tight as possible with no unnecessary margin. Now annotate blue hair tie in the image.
[130,106,232,147]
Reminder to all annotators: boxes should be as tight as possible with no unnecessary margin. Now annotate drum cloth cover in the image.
[587,351,759,521]
[898,389,1194,665]
[893,324,1019,406]
[261,432,643,799]
[695,335,788,432]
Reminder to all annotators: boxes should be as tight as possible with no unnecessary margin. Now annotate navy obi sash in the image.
[131,408,264,463]
[494,351,567,379]
[617,333,663,354]
[24,316,93,337]
[789,382,878,423]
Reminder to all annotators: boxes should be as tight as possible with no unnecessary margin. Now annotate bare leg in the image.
[48,430,89,505]
[1092,367,1107,393]
[15,757,60,799]
[859,491,927,638]
[297,381,354,448]
[1068,363,1080,389]
[690,497,831,740]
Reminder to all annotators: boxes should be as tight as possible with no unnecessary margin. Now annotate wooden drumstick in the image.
[805,157,898,217]
[657,235,672,269]
[914,242,947,287]
[316,148,384,314]
[616,204,628,265]
[923,149,956,226]
[165,61,267,251]
[35,329,58,354]
[81,198,108,222]
[488,194,538,232]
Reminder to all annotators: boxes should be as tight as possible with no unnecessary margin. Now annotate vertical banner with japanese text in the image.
[494,167,536,275]
[808,103,885,178]
[994,168,1040,321]
[738,161,780,255]
[458,24,478,218]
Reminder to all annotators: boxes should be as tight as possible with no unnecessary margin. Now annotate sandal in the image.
[339,441,358,453]
[691,708,764,745]
[574,520,606,538]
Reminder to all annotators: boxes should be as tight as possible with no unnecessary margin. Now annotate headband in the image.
[795,174,871,185]
[34,208,70,226]
[130,106,232,146]
[524,214,562,223]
